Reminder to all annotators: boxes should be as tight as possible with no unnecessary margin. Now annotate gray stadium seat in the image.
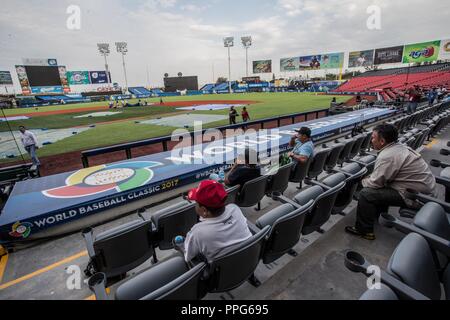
[323,143,345,173]
[151,201,198,255]
[236,175,269,210]
[289,156,312,189]
[205,225,270,291]
[82,219,155,278]
[359,284,399,300]
[307,147,331,180]
[256,200,314,264]
[294,173,346,235]
[265,162,295,196]
[336,138,355,166]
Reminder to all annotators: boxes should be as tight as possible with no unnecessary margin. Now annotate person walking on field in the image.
[19,125,40,168]
[229,106,238,125]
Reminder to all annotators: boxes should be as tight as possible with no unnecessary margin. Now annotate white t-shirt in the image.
[184,204,252,263]
[20,130,38,148]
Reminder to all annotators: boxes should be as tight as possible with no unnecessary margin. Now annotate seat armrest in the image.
[82,228,96,259]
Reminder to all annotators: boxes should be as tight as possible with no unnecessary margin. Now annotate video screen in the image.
[25,66,61,86]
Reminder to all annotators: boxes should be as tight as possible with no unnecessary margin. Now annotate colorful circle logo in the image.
[43,161,162,199]
[9,221,32,238]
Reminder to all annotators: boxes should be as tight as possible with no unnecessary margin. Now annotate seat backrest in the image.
[266,162,295,195]
[359,131,373,153]
[348,135,366,159]
[324,143,345,172]
[257,201,314,264]
[93,220,154,277]
[289,156,312,183]
[414,202,450,241]
[307,147,331,179]
[236,175,269,207]
[143,262,207,300]
[301,173,347,235]
[359,284,399,300]
[337,139,355,165]
[332,163,367,214]
[207,225,270,293]
[387,233,442,300]
[115,255,206,300]
[224,185,240,205]
[151,201,198,250]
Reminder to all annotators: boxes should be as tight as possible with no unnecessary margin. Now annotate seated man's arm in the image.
[289,137,297,148]
[224,164,240,186]
[291,154,309,163]
[362,158,399,189]
[291,143,313,164]
[183,230,200,263]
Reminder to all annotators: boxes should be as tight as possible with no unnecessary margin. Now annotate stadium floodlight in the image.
[115,42,129,92]
[97,43,111,86]
[241,36,252,77]
[223,37,234,93]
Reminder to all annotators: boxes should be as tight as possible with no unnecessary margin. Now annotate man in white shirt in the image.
[19,125,40,167]
[181,180,252,263]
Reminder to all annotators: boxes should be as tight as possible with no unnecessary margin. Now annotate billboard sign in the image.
[374,46,404,65]
[67,71,90,85]
[403,40,441,63]
[0,71,13,85]
[280,57,299,72]
[320,52,345,69]
[58,66,70,93]
[30,86,64,94]
[89,71,111,84]
[22,58,58,66]
[15,66,31,95]
[252,60,272,73]
[348,50,375,68]
[299,55,322,70]
[439,39,450,60]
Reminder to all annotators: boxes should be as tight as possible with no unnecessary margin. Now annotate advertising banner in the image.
[299,55,322,70]
[67,71,90,85]
[402,40,441,63]
[22,58,58,66]
[89,71,111,84]
[15,65,31,95]
[252,60,272,73]
[348,50,375,68]
[0,71,13,85]
[58,66,70,93]
[374,46,404,65]
[320,52,345,69]
[30,86,64,94]
[280,57,299,72]
[439,39,450,60]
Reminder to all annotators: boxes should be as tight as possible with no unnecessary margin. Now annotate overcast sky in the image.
[0,0,449,90]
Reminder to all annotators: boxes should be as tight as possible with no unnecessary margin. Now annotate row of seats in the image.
[85,158,375,300]
[346,111,450,300]
[83,102,449,300]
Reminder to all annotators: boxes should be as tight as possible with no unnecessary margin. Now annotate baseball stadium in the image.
[0,0,450,310]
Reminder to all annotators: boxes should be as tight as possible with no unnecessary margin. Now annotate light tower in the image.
[241,36,252,77]
[223,37,234,94]
[115,42,129,92]
[97,43,111,87]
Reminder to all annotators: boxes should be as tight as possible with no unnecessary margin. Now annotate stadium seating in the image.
[265,162,295,196]
[235,175,269,210]
[306,147,331,180]
[128,87,152,96]
[256,200,315,264]
[82,219,155,278]
[289,157,312,189]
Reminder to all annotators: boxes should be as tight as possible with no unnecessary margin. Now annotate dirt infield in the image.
[156,100,260,107]
[12,100,260,118]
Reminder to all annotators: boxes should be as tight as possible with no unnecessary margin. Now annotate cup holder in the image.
[345,251,367,273]
[379,213,395,228]
[88,273,106,291]
[440,149,450,156]
[430,159,442,168]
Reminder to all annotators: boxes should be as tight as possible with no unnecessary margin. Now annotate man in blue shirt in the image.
[288,126,314,164]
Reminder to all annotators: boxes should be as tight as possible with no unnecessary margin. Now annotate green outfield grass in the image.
[1,92,350,162]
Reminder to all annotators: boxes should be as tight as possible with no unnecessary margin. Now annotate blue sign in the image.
[0,108,394,244]
[89,71,111,84]
[31,86,64,94]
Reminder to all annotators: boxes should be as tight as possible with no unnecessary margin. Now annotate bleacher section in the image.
[334,63,450,95]
[128,87,153,96]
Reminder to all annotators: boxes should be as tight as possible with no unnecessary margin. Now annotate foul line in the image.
[0,254,9,284]
[0,250,87,291]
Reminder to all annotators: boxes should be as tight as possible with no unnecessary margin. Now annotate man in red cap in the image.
[182,180,252,263]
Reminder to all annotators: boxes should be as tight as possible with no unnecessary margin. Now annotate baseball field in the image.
[0,92,350,162]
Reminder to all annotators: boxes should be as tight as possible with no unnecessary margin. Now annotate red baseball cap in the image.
[188,180,228,208]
